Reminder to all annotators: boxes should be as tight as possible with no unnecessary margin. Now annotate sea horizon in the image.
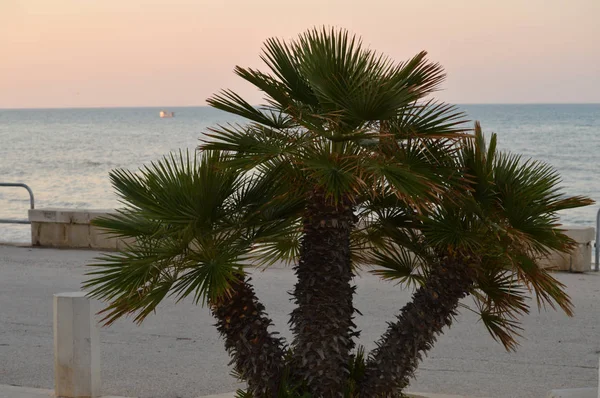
[2,102,600,111]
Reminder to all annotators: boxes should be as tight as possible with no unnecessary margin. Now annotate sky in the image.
[1,0,599,108]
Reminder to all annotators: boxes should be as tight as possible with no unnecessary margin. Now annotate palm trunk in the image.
[359,258,476,397]
[211,277,285,396]
[290,189,357,396]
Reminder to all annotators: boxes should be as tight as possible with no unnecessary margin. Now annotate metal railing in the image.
[0,183,35,224]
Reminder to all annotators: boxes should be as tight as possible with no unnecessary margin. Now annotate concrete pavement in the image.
[0,384,131,398]
[0,384,488,398]
[0,385,52,398]
[546,388,598,398]
[0,245,598,398]
[196,393,486,398]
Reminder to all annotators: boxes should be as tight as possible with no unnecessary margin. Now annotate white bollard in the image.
[53,292,101,398]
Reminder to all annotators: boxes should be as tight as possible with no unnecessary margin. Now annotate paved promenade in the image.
[0,245,598,398]
[0,384,480,398]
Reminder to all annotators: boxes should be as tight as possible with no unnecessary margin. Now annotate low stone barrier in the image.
[538,227,595,272]
[29,208,132,250]
[53,292,133,398]
[28,208,596,272]
[54,292,101,397]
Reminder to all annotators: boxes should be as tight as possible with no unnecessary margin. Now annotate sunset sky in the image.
[1,0,599,108]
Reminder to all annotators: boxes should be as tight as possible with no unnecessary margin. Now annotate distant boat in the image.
[159,110,175,118]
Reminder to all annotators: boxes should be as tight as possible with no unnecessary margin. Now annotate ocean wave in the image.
[83,160,105,167]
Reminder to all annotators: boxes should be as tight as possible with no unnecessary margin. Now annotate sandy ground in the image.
[0,245,598,398]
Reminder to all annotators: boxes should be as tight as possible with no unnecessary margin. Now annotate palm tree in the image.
[202,31,468,395]
[84,28,592,397]
[357,123,593,396]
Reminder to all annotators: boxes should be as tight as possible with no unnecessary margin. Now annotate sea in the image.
[1,104,599,244]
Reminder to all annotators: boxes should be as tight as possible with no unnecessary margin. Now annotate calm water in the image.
[1,104,599,243]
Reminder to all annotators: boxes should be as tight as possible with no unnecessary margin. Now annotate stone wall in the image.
[28,208,597,271]
[29,208,132,250]
[538,227,595,272]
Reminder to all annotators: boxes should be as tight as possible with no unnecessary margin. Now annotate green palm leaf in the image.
[85,150,295,324]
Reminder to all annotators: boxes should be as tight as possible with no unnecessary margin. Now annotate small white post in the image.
[53,292,101,398]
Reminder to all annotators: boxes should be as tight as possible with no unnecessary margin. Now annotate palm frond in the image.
[295,28,447,128]
[207,89,293,129]
[234,389,253,398]
[169,235,250,305]
[301,147,365,201]
[260,36,320,107]
[389,100,470,139]
[472,268,530,317]
[510,254,574,316]
[493,151,594,249]
[369,245,427,288]
[201,124,302,169]
[363,159,444,211]
[234,66,327,132]
[344,345,367,398]
[84,240,187,325]
[476,306,524,351]
[251,229,301,267]
[85,150,284,325]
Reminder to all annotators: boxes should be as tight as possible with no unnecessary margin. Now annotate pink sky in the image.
[1,0,599,108]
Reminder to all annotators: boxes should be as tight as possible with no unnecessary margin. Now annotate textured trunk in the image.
[290,189,357,396]
[211,277,285,397]
[359,259,476,397]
